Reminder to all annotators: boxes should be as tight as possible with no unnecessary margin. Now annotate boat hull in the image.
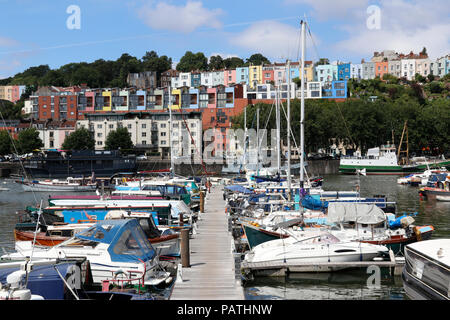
[18,181,97,192]
[13,229,180,257]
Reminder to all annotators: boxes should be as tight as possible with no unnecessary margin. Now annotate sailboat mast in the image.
[243,106,247,170]
[256,106,260,174]
[300,20,306,188]
[168,86,174,176]
[276,85,281,174]
[287,59,292,201]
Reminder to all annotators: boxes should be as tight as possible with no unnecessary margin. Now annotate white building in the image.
[77,112,202,160]
[171,72,191,88]
[415,58,431,77]
[401,59,416,80]
[388,60,402,78]
[350,64,362,80]
[37,121,76,150]
[200,72,213,87]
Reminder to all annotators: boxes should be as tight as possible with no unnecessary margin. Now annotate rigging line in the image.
[279,100,310,182]
[257,97,276,151]
[304,18,321,62]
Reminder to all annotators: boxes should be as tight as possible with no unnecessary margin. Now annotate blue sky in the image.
[0,0,449,78]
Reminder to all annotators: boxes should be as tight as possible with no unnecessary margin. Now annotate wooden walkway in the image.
[169,185,245,300]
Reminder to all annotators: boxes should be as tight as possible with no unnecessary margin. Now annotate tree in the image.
[223,57,244,69]
[105,127,133,151]
[0,99,23,120]
[17,128,43,154]
[0,130,12,155]
[208,55,224,70]
[142,51,172,80]
[314,58,330,66]
[245,53,270,66]
[176,51,208,72]
[62,127,95,150]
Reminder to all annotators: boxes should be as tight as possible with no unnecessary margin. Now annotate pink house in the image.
[223,69,236,86]
[207,87,216,108]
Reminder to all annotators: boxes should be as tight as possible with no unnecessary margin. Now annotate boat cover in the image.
[327,203,386,224]
[75,219,156,263]
[224,185,254,194]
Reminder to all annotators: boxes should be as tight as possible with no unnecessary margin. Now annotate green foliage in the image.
[0,130,12,155]
[231,95,449,155]
[62,127,95,151]
[223,57,245,69]
[314,58,330,67]
[208,55,224,71]
[176,51,208,72]
[105,127,134,151]
[245,53,270,66]
[17,128,43,154]
[0,99,23,120]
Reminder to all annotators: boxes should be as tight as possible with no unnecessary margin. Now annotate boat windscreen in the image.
[110,227,155,263]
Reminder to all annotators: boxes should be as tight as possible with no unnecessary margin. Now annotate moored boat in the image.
[2,219,173,288]
[16,177,97,192]
[402,239,450,300]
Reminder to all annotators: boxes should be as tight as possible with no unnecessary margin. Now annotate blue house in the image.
[337,63,351,81]
[322,80,347,99]
[235,67,249,85]
[191,72,201,87]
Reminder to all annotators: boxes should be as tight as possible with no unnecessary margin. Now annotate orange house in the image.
[375,61,389,79]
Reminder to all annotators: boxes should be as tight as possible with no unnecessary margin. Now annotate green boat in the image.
[339,144,450,175]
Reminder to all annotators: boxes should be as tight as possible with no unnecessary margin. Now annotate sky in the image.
[0,0,449,79]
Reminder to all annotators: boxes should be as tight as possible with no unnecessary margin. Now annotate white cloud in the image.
[138,1,223,33]
[333,0,450,59]
[284,0,369,20]
[229,20,320,61]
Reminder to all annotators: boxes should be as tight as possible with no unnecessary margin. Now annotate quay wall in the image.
[0,159,340,178]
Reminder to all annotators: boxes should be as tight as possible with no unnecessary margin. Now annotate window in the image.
[161,140,166,145]
[161,132,166,136]
[142,132,146,137]
[109,124,114,129]
[97,124,102,129]
[142,124,146,129]
[127,124,132,129]
[160,123,166,128]
[97,133,102,137]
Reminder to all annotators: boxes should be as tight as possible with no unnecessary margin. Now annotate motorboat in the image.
[402,239,450,300]
[15,177,97,192]
[244,232,389,271]
[1,219,172,288]
[14,210,181,257]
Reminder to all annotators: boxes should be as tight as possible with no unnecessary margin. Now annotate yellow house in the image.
[170,88,181,110]
[304,64,314,82]
[102,91,112,111]
[248,65,262,88]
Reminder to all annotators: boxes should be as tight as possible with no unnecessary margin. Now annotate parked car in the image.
[136,155,147,161]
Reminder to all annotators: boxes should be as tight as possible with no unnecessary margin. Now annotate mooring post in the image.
[179,213,184,227]
[200,191,205,213]
[180,228,190,267]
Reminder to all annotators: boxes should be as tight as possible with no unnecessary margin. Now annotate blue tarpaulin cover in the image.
[224,185,254,194]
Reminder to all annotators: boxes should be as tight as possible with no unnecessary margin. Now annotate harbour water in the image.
[244,174,450,300]
[1,174,449,300]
